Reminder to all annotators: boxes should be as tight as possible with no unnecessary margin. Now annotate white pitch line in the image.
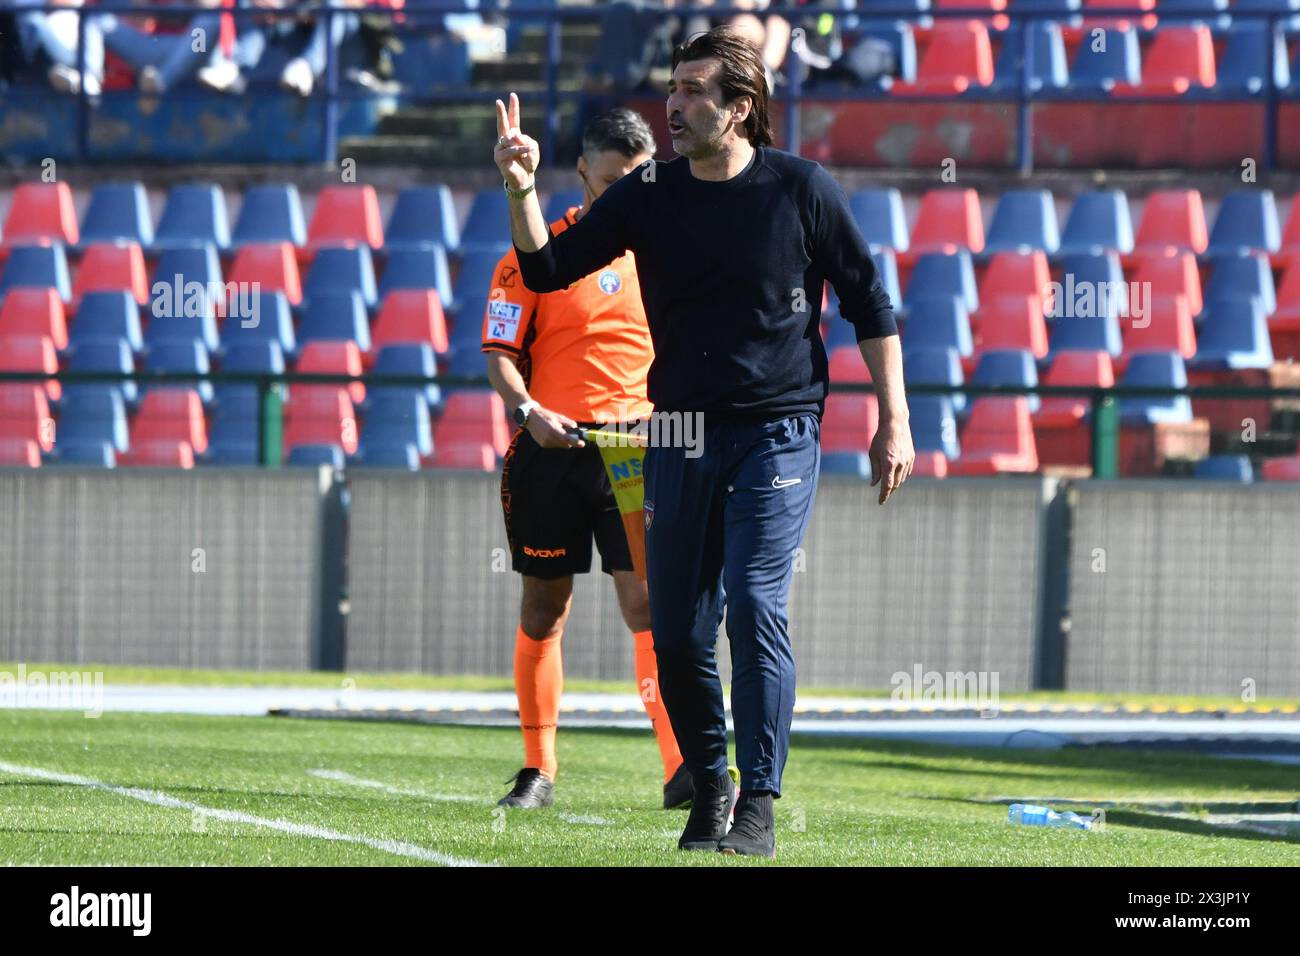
[308,768,482,803]
[0,760,491,868]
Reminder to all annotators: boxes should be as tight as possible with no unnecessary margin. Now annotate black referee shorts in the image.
[500,424,634,579]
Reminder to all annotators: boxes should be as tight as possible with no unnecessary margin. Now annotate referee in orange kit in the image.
[482,108,690,810]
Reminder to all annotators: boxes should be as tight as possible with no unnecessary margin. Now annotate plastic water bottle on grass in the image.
[1007,803,1093,830]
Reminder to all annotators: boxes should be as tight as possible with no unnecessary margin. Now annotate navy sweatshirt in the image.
[514,146,897,421]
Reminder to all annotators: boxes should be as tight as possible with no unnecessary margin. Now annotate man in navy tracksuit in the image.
[494,27,914,857]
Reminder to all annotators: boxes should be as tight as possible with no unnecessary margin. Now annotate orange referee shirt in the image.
[480,207,653,423]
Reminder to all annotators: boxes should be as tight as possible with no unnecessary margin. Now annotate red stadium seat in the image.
[1083,0,1157,31]
[3,182,78,246]
[827,344,871,383]
[1276,205,1300,271]
[121,441,196,469]
[1034,350,1114,468]
[74,242,149,305]
[307,185,384,250]
[950,396,1039,474]
[981,251,1050,305]
[1114,27,1215,98]
[1132,190,1209,257]
[228,243,303,306]
[974,295,1048,359]
[1261,456,1300,481]
[1123,294,1197,361]
[0,335,60,401]
[892,21,994,96]
[1133,251,1203,317]
[933,0,1007,28]
[0,287,67,350]
[132,388,208,454]
[907,189,985,259]
[820,393,879,453]
[431,441,497,471]
[0,384,54,451]
[0,438,41,467]
[372,290,450,358]
[285,386,358,455]
[296,340,365,405]
[911,450,948,478]
[1269,260,1300,359]
[435,390,510,458]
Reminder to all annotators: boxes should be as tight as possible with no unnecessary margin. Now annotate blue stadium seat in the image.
[1193,454,1254,482]
[221,290,296,358]
[379,245,453,307]
[56,441,117,467]
[386,185,459,253]
[0,245,72,302]
[217,341,285,408]
[1204,252,1276,314]
[371,343,440,408]
[901,296,974,359]
[1049,312,1124,357]
[145,340,213,404]
[1191,298,1274,369]
[1156,0,1230,28]
[299,292,371,352]
[155,183,230,251]
[851,20,918,88]
[446,344,488,379]
[990,22,1069,93]
[71,291,143,354]
[147,245,222,353]
[1010,0,1080,11]
[206,408,260,464]
[849,188,909,252]
[304,246,377,308]
[1215,24,1291,97]
[823,308,859,350]
[144,303,220,355]
[983,189,1061,255]
[1057,252,1125,307]
[58,387,129,453]
[152,244,223,294]
[1068,28,1141,93]
[904,346,967,414]
[287,444,347,468]
[819,451,873,480]
[232,184,306,247]
[391,34,470,90]
[81,182,154,248]
[872,249,903,311]
[1058,191,1135,256]
[453,249,506,316]
[1208,190,1281,256]
[972,349,1041,413]
[545,189,584,222]
[905,251,978,313]
[354,442,420,470]
[362,393,433,457]
[1119,352,1193,425]
[458,189,512,254]
[910,395,961,459]
[67,337,136,404]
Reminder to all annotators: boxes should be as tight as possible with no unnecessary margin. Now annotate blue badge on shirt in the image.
[597,270,622,295]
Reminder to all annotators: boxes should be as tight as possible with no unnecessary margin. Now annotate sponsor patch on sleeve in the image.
[485,300,524,343]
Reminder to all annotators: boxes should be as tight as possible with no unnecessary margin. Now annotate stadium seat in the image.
[354,442,420,470]
[232,184,307,247]
[219,341,286,407]
[153,244,223,299]
[121,441,195,469]
[1114,26,1217,97]
[145,341,213,405]
[0,383,54,451]
[849,188,909,252]
[1010,0,1081,14]
[1119,352,1194,424]
[1035,349,1115,427]
[362,393,433,457]
[74,243,149,306]
[228,243,303,306]
[907,191,985,258]
[284,387,359,456]
[299,292,371,354]
[1133,190,1209,257]
[58,387,129,453]
[0,439,41,467]
[828,344,871,383]
[911,450,949,477]
[1068,26,1141,92]
[1204,252,1276,315]
[852,19,919,89]
[983,192,1060,256]
[891,20,995,95]
[379,244,454,307]
[297,340,366,405]
[1214,23,1291,97]
[982,251,1051,304]
[972,349,1041,412]
[902,296,975,358]
[207,398,260,465]
[307,185,384,250]
[820,393,880,453]
[71,291,143,354]
[905,251,979,313]
[304,246,378,308]
[545,189,585,222]
[430,441,495,471]
[458,189,512,254]
[221,290,296,358]
[1208,191,1281,257]
[871,250,903,312]
[3,182,78,246]
[1049,309,1124,357]
[819,451,873,480]
[1083,0,1157,32]
[435,390,510,458]
[0,336,60,401]
[373,290,450,358]
[949,396,1039,474]
[287,444,347,469]
[0,244,72,302]
[372,343,441,408]
[1058,191,1134,256]
[910,395,961,459]
[1191,298,1273,370]
[904,347,967,414]
[81,182,154,247]
[0,288,67,351]
[154,183,230,251]
[57,441,116,467]
[385,185,459,253]
[1193,454,1253,482]
[975,295,1049,358]
[1133,251,1203,316]
[144,297,220,355]
[67,337,136,404]
[132,388,208,453]
[1124,294,1198,359]
[1261,456,1300,481]
[990,22,1069,93]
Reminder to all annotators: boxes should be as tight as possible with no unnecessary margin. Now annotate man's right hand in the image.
[526,406,585,449]
[494,92,540,190]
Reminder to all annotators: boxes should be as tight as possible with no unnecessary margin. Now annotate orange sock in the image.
[514,624,562,780]
[634,629,684,781]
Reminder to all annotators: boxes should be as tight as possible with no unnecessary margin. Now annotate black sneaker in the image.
[718,791,776,858]
[677,769,738,851]
[663,763,693,810]
[497,768,555,808]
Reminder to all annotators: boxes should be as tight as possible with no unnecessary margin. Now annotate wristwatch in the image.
[504,179,535,200]
[513,400,540,427]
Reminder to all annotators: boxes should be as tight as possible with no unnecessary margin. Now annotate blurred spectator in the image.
[11,0,106,95]
[97,0,242,94]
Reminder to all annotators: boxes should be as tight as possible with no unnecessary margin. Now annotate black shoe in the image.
[663,763,694,810]
[497,768,554,808]
[677,769,738,850]
[718,791,776,858]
